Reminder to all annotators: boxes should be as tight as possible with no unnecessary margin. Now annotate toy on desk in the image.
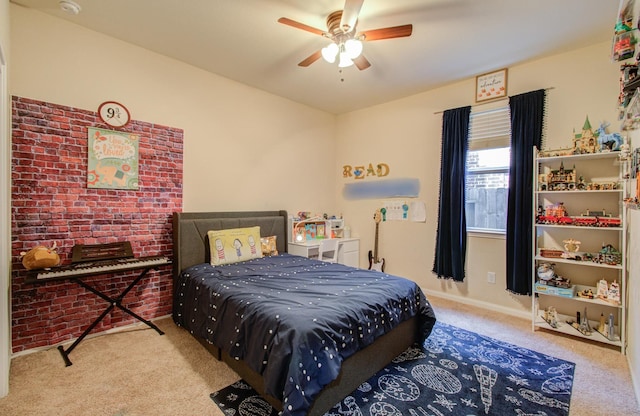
[292,214,322,242]
[20,242,61,270]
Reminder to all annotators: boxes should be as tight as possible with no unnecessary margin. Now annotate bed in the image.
[172,211,436,416]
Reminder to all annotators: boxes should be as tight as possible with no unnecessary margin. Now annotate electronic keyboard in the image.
[32,256,171,281]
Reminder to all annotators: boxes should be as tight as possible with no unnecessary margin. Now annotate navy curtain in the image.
[433,106,470,281]
[506,90,546,295]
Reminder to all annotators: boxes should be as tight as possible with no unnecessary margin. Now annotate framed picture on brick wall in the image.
[87,127,139,190]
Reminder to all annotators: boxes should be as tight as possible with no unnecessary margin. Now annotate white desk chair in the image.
[318,239,339,263]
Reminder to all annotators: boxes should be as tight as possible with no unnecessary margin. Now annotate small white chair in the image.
[317,239,339,263]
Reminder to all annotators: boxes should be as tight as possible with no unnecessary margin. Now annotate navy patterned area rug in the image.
[210,321,575,416]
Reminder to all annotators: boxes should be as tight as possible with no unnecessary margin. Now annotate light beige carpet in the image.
[0,295,637,416]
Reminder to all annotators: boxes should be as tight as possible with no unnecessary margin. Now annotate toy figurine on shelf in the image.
[619,138,631,160]
[549,275,572,289]
[538,116,625,157]
[577,307,592,336]
[613,30,637,61]
[537,263,557,282]
[572,116,599,154]
[537,262,571,288]
[544,306,559,328]
[608,280,621,304]
[595,122,624,152]
[547,163,577,191]
[612,0,637,61]
[576,175,587,190]
[547,202,567,217]
[561,238,582,261]
[619,63,638,110]
[536,202,570,225]
[596,244,622,265]
[578,288,595,299]
[540,248,564,258]
[563,238,581,252]
[597,279,609,300]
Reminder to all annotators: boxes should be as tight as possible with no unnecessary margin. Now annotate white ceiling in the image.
[11,0,621,114]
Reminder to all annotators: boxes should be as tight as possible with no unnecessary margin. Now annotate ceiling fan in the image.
[278,0,412,70]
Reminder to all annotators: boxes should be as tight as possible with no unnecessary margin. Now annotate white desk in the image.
[288,238,360,268]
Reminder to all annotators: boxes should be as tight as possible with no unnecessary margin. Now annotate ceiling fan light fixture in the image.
[338,51,354,68]
[344,38,362,59]
[321,42,339,63]
[279,3,413,71]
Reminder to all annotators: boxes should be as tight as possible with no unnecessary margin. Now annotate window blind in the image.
[468,105,511,150]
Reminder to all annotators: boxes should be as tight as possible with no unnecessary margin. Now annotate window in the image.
[465,105,511,234]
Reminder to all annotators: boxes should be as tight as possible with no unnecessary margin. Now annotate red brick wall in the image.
[11,96,183,353]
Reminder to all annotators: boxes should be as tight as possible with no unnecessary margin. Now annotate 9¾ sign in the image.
[98,101,131,128]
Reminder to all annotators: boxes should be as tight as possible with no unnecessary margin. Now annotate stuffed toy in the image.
[20,242,61,270]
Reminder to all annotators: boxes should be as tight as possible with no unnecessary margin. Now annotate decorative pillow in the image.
[260,235,278,256]
[208,226,263,266]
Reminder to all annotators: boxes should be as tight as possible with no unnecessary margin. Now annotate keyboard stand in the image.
[45,264,167,366]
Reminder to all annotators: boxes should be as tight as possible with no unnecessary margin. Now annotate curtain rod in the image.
[433,87,554,115]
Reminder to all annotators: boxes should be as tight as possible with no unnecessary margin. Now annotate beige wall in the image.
[336,41,621,316]
[9,4,337,216]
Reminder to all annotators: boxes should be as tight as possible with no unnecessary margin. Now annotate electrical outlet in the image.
[487,272,496,284]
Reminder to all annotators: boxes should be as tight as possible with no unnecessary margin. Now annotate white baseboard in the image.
[422,289,531,321]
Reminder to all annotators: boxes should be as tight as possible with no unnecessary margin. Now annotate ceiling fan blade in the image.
[298,50,322,67]
[353,55,371,71]
[341,0,364,33]
[278,17,325,36]
[361,24,413,41]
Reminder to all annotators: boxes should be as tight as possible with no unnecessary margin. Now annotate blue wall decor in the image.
[343,178,420,199]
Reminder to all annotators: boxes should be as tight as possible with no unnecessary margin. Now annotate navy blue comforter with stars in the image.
[173,253,436,416]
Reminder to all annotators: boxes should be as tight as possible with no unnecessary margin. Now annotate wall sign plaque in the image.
[98,101,130,127]
[475,68,508,102]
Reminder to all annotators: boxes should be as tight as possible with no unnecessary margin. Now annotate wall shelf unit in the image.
[532,150,628,353]
[288,217,345,243]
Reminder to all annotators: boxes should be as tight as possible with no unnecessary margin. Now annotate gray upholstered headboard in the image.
[172,210,288,281]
